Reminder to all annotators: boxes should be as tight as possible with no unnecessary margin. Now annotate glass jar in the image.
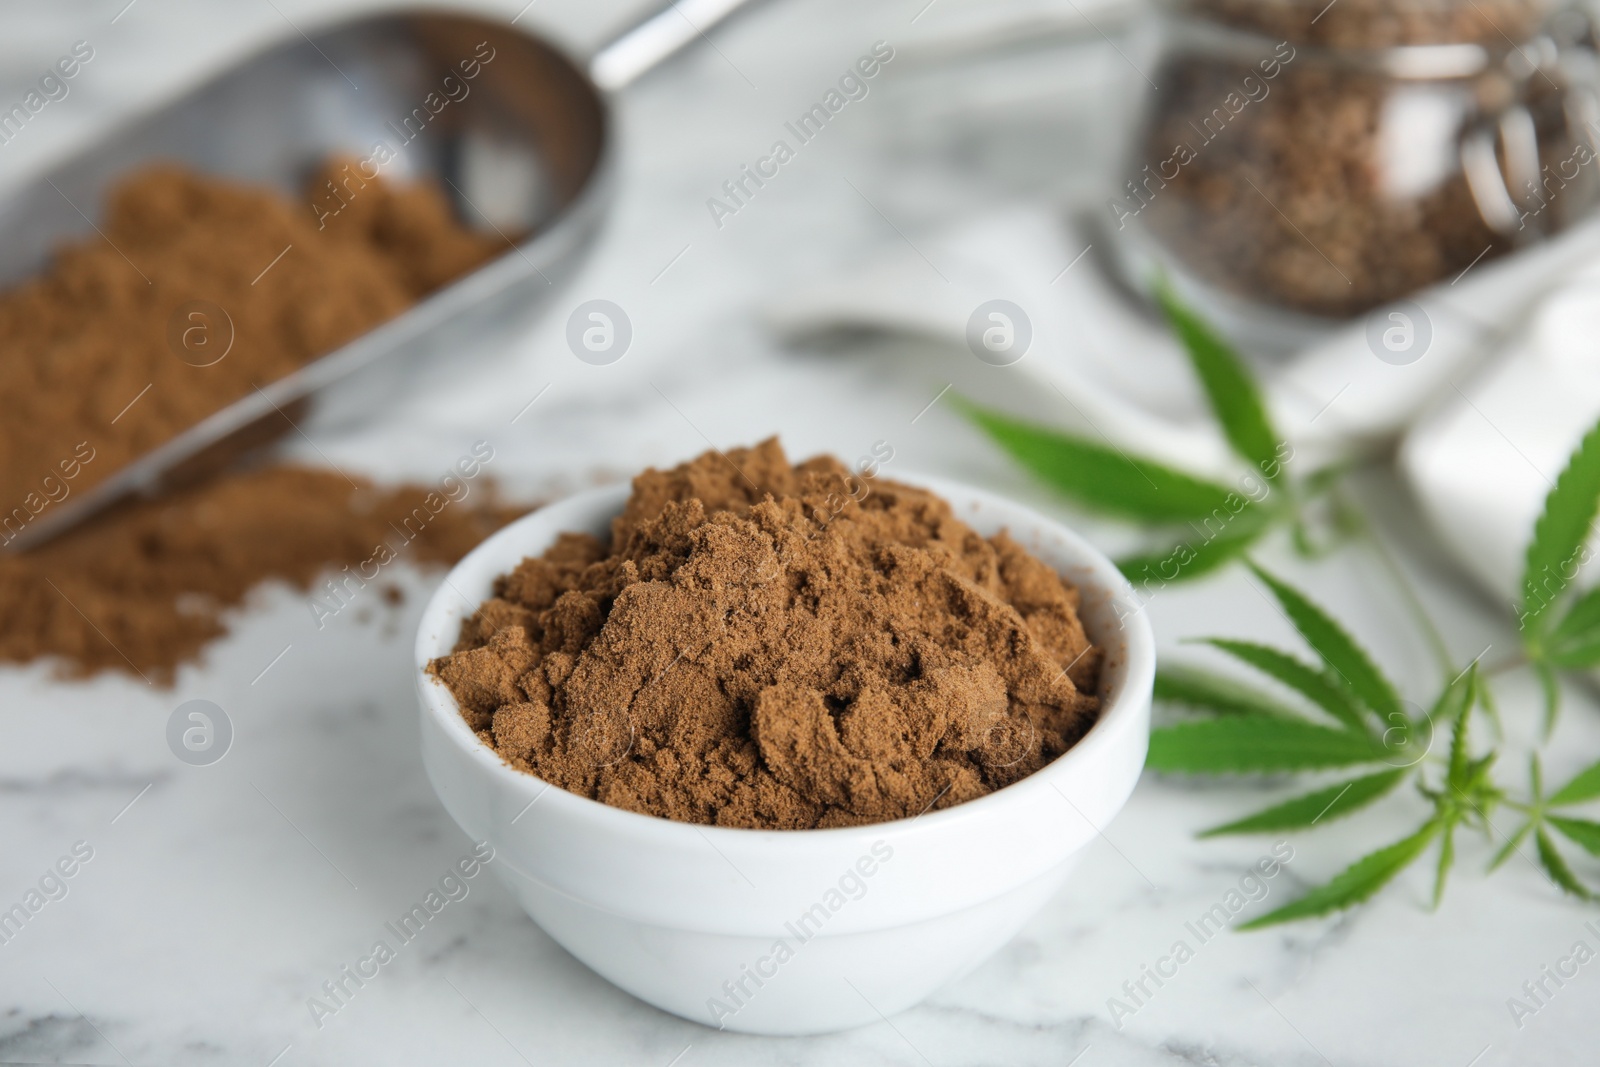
[1113,0,1600,321]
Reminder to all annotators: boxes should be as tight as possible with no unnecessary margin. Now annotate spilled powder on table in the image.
[0,465,525,684]
[431,439,1104,830]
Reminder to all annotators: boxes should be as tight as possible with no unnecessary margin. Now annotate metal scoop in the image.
[1,0,763,551]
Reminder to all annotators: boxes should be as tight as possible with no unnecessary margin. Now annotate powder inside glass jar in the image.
[1127,0,1592,317]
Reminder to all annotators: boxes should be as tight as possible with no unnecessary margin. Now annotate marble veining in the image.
[0,0,1595,1064]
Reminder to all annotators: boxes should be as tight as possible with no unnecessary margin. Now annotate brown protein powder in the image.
[0,464,524,684]
[430,440,1105,831]
[1183,0,1552,49]
[0,160,503,523]
[1126,0,1593,318]
[0,160,520,680]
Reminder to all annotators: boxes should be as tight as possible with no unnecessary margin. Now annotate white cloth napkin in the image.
[764,203,1600,602]
[1401,267,1600,604]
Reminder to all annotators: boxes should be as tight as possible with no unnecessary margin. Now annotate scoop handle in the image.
[588,0,768,90]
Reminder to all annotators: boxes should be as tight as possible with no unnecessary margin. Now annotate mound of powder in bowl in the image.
[429,440,1104,830]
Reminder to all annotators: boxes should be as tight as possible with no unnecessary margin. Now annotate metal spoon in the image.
[0,0,764,551]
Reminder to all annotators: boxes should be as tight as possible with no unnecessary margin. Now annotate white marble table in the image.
[1,1,1596,1064]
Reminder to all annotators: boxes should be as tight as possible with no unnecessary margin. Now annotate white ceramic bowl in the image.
[415,474,1154,1035]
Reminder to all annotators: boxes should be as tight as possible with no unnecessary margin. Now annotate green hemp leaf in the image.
[960,287,1340,587]
[1518,417,1600,732]
[965,283,1600,923]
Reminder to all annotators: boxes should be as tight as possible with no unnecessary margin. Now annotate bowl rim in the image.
[414,470,1155,847]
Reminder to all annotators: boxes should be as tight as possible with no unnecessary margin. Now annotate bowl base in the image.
[494,856,1079,1035]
